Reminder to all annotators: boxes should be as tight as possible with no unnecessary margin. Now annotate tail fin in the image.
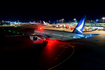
[65,24,67,26]
[43,21,46,25]
[72,16,86,34]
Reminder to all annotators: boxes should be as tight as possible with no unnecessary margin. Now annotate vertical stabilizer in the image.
[43,21,46,25]
[72,16,86,34]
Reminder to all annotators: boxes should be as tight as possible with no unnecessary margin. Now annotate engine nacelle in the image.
[33,36,37,41]
[30,36,38,41]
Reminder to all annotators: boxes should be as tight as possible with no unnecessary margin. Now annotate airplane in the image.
[43,21,53,26]
[43,21,47,25]
[5,16,99,44]
[65,24,76,29]
[56,24,64,28]
[29,16,99,44]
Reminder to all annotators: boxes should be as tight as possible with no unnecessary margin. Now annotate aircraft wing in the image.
[5,35,29,37]
[5,34,47,37]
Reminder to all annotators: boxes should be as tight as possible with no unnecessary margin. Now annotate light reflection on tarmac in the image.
[37,40,88,69]
[37,31,105,70]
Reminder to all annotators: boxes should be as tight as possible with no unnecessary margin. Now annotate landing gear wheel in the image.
[43,41,48,44]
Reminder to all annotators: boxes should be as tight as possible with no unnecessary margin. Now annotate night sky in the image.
[0,0,105,22]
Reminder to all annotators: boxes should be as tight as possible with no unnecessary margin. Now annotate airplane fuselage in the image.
[34,29,85,41]
[32,16,99,42]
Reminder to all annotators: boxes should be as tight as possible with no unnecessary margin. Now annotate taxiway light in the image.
[17,32,19,34]
[8,30,11,32]
[13,31,15,33]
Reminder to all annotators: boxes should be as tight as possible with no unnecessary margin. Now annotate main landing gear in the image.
[43,37,48,44]
[43,41,48,44]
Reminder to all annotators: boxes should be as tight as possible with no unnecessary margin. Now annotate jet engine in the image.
[30,36,38,41]
[33,36,37,41]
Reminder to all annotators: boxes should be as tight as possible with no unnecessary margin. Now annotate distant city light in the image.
[49,20,50,23]
[102,17,105,19]
[96,19,99,21]
[74,18,76,20]
[96,19,99,23]
[102,17,105,23]
[73,18,77,22]
[61,18,64,20]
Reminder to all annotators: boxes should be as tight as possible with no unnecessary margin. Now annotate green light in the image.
[4,30,6,31]
[13,31,15,33]
[17,32,19,34]
[8,30,11,32]
[22,33,24,35]
[15,26,17,27]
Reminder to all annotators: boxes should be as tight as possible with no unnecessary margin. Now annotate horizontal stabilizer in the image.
[84,34,99,38]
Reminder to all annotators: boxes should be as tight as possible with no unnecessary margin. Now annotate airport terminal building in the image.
[65,22,105,27]
[64,22,105,30]
[85,23,105,27]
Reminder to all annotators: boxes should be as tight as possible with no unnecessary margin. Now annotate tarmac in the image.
[0,25,105,70]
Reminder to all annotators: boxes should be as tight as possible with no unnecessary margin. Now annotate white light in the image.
[102,17,105,19]
[61,18,64,20]
[74,18,76,20]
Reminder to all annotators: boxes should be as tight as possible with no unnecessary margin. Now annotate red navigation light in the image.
[38,26,43,31]
[40,28,42,30]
